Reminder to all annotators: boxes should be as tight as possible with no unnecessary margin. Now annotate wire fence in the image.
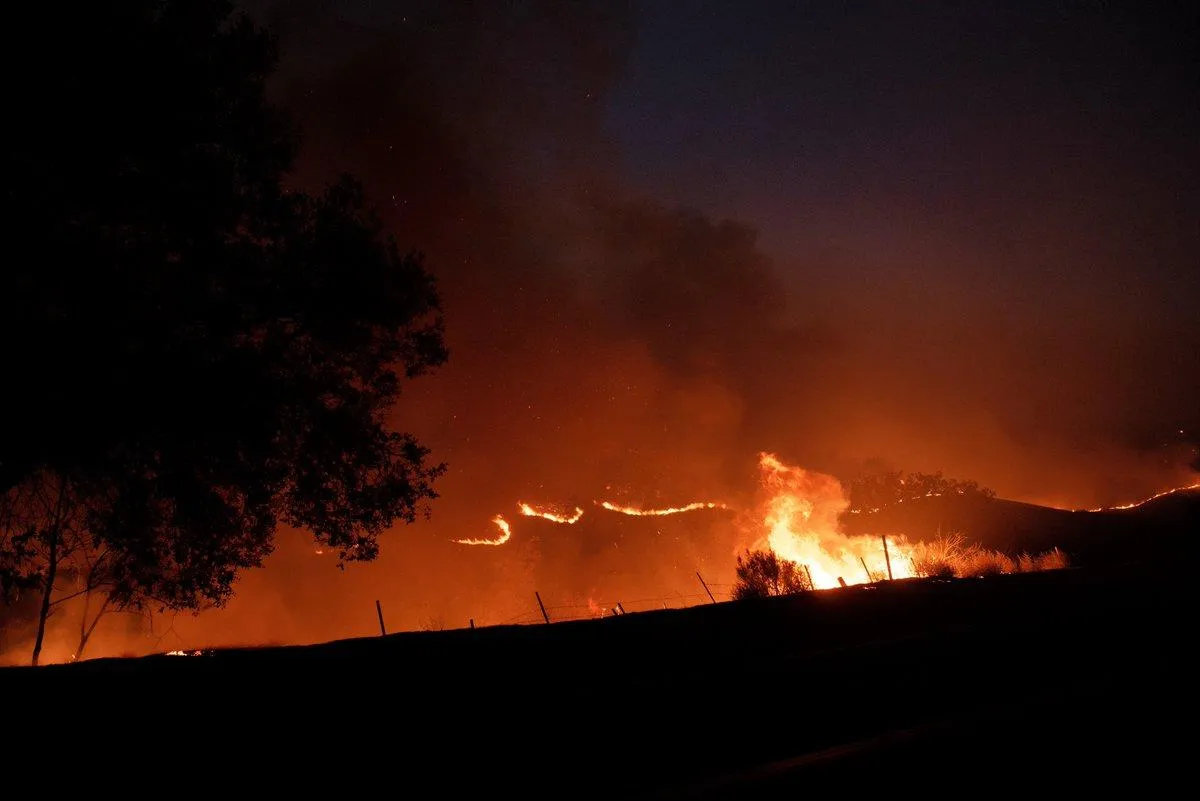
[490,587,737,627]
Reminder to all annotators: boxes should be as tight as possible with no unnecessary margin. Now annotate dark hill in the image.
[841,488,1200,565]
[2,563,1191,797]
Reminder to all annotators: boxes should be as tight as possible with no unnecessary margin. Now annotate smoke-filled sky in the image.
[63,1,1200,656]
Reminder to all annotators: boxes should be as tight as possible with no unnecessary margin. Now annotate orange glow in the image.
[752,453,915,589]
[452,515,513,546]
[1082,482,1200,512]
[518,502,584,524]
[598,500,727,516]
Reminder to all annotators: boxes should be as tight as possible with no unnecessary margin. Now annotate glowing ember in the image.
[1083,482,1200,512]
[453,515,513,546]
[165,649,203,657]
[518,502,584,524]
[753,453,915,589]
[598,500,727,516]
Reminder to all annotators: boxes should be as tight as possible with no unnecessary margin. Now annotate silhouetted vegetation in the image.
[846,471,996,515]
[1,1,446,663]
[733,549,812,599]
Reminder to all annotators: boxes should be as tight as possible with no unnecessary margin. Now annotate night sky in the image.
[155,0,1198,647]
[603,1,1198,473]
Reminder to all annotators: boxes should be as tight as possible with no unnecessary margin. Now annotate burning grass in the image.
[906,535,1069,579]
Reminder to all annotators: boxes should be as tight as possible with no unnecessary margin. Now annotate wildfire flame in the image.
[518,502,584,524]
[1082,482,1200,512]
[453,515,513,546]
[754,453,915,589]
[598,500,727,516]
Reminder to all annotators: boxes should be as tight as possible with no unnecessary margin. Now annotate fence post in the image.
[375,600,386,636]
[860,556,872,582]
[535,591,551,624]
[696,571,717,604]
[804,564,814,590]
[469,618,475,630]
[882,535,893,580]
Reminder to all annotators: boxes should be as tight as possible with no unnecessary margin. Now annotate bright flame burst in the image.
[598,500,727,516]
[453,515,513,546]
[518,502,584,524]
[754,453,915,589]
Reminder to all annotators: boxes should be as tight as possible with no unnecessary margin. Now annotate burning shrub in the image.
[733,549,813,599]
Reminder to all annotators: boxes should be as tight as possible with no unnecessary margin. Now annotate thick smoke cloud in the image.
[30,1,1193,658]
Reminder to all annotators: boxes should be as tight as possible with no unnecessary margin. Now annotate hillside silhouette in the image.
[842,487,1200,565]
[2,562,1188,797]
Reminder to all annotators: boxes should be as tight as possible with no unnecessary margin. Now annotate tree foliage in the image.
[733,549,812,600]
[846,470,996,515]
[1,1,447,663]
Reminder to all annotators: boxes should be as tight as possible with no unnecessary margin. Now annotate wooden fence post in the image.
[375,600,386,636]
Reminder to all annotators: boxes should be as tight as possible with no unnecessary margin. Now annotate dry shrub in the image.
[1034,547,1069,571]
[956,547,1015,577]
[909,535,1066,579]
[908,535,966,579]
[734,549,812,599]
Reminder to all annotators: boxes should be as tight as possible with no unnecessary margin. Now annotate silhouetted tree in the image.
[733,550,812,600]
[1,1,447,664]
[846,470,995,515]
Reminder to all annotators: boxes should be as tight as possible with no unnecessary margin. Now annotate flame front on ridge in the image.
[518,502,585,524]
[598,500,727,516]
[453,515,513,546]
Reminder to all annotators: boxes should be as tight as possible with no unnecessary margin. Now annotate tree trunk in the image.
[31,525,59,666]
[74,593,112,662]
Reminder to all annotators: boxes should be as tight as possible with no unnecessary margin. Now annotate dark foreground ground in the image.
[4,557,1193,798]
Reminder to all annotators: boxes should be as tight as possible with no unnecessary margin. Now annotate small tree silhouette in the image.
[733,549,812,600]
